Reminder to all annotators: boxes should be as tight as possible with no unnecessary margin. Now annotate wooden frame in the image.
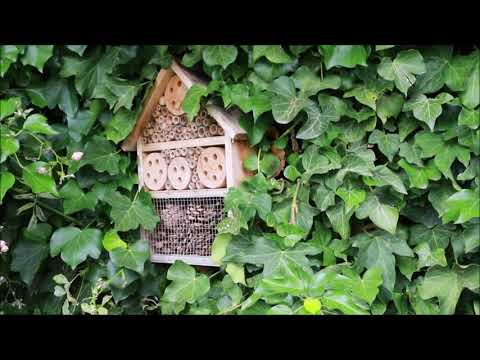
[123,59,254,267]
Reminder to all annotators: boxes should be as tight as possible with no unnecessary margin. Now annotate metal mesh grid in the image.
[143,197,225,258]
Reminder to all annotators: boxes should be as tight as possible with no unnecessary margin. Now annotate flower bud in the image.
[71,151,84,161]
[36,166,48,175]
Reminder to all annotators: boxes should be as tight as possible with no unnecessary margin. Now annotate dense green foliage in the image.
[0,45,479,315]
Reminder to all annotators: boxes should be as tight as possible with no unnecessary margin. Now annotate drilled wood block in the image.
[167,157,192,190]
[197,147,226,189]
[164,75,186,115]
[143,153,168,191]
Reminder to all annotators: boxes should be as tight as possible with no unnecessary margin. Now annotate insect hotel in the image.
[122,59,252,266]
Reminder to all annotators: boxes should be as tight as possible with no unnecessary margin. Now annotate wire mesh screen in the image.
[143,197,225,260]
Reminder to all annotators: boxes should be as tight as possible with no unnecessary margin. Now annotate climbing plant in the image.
[0,45,478,315]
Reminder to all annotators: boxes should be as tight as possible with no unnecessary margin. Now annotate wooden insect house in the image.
[122,59,252,266]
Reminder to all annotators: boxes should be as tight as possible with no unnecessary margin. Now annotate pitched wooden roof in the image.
[121,59,246,152]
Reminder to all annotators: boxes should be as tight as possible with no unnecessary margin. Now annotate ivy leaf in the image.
[0,171,15,203]
[458,107,479,130]
[105,108,136,144]
[337,145,376,181]
[326,202,354,240]
[253,45,293,64]
[105,78,141,112]
[25,78,79,118]
[413,54,449,94]
[270,76,309,124]
[20,45,54,72]
[451,222,480,259]
[301,144,341,181]
[297,99,340,140]
[66,108,99,142]
[102,230,127,252]
[0,45,24,76]
[414,243,447,269]
[22,162,59,196]
[344,86,379,110]
[398,114,419,141]
[11,224,51,285]
[110,239,149,274]
[398,159,441,189]
[353,231,413,293]
[60,46,137,98]
[0,97,21,119]
[223,235,320,277]
[78,136,122,175]
[50,227,102,269]
[292,65,341,96]
[442,188,480,224]
[368,130,400,162]
[59,180,97,215]
[66,45,88,56]
[161,261,210,314]
[105,190,159,232]
[403,92,453,131]
[342,267,384,305]
[336,184,366,213]
[418,264,480,314]
[409,224,453,249]
[0,128,19,163]
[367,165,407,195]
[202,45,238,69]
[356,193,399,234]
[312,182,335,211]
[319,45,369,69]
[23,114,59,136]
[182,83,208,121]
[376,93,404,124]
[399,142,424,166]
[377,49,426,95]
[322,290,370,315]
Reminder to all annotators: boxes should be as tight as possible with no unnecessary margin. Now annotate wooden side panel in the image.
[171,58,207,89]
[121,69,174,151]
[231,140,255,187]
[137,137,145,188]
[224,138,234,188]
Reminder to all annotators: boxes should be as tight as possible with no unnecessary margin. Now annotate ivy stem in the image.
[278,117,302,140]
[290,179,301,225]
[209,270,222,279]
[219,302,243,315]
[13,153,25,169]
[36,200,83,226]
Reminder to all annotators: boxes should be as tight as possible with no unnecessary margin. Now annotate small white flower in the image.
[71,151,84,161]
[0,240,8,253]
[36,166,48,175]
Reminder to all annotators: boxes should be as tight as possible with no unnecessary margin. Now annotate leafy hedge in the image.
[0,45,478,315]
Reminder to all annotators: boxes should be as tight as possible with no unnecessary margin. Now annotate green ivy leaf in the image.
[320,45,369,69]
[202,45,238,69]
[22,162,59,196]
[336,184,366,213]
[366,165,407,195]
[50,227,102,269]
[253,45,293,64]
[355,193,399,234]
[0,45,24,76]
[23,114,59,136]
[414,242,447,269]
[110,239,149,274]
[78,136,122,175]
[326,202,354,240]
[403,92,453,131]
[399,142,424,166]
[25,78,79,118]
[368,130,400,162]
[11,224,52,285]
[377,49,426,95]
[353,230,413,293]
[376,93,404,124]
[0,97,21,119]
[102,230,127,252]
[66,45,88,56]
[270,76,309,124]
[292,65,341,96]
[59,180,97,215]
[418,264,479,314]
[451,222,480,259]
[20,45,54,73]
[105,108,136,144]
[0,128,20,163]
[182,83,208,121]
[104,190,160,232]
[297,99,339,140]
[161,261,210,314]
[398,159,441,189]
[0,171,15,203]
[458,107,479,130]
[442,188,480,224]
